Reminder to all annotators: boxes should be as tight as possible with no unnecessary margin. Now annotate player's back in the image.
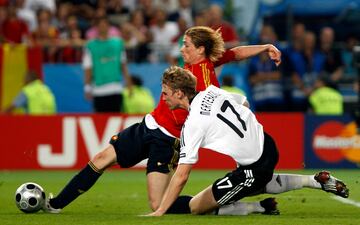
[186,85,264,166]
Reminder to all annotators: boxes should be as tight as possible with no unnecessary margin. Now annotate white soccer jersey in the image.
[179,85,264,166]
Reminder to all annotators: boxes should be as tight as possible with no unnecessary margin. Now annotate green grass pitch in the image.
[0,169,359,225]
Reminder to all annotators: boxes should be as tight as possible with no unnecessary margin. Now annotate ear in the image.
[198,46,205,55]
[176,90,185,99]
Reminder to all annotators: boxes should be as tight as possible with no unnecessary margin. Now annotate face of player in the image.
[180,35,204,64]
[162,84,181,110]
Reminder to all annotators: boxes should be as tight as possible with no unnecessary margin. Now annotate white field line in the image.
[332,196,360,208]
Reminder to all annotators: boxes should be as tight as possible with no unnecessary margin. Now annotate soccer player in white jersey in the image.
[148,66,349,216]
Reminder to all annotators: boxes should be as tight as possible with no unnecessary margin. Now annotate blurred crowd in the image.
[0,0,359,114]
[249,23,359,113]
[0,0,241,63]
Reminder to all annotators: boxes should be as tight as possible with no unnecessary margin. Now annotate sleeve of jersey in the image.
[178,119,205,165]
[213,49,236,67]
[229,93,247,105]
[82,48,92,69]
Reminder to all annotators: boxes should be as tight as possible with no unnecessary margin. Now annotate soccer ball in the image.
[15,182,46,213]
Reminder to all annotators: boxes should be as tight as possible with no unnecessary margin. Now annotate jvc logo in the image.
[37,116,142,167]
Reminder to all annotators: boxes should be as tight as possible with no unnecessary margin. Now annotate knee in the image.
[91,149,114,170]
[92,151,106,163]
[189,200,201,215]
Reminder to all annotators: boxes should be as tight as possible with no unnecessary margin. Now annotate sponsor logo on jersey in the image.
[312,121,360,163]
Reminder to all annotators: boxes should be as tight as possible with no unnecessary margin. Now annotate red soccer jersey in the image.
[151,50,235,137]
[2,18,28,43]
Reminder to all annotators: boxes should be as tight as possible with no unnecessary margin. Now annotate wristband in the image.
[84,84,92,93]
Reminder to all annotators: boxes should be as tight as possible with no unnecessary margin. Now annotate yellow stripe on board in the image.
[1,44,28,110]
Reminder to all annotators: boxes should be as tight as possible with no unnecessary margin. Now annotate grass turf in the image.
[0,169,359,225]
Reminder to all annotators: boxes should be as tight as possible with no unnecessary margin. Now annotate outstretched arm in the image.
[231,44,282,66]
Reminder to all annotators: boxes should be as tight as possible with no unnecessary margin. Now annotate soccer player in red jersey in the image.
[151,26,281,138]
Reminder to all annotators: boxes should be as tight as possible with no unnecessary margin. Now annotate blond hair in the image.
[185,26,225,62]
[162,66,197,99]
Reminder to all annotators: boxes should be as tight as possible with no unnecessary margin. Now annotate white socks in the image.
[217,201,264,215]
[265,174,321,194]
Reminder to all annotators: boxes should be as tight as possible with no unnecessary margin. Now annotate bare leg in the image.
[147,172,171,211]
[91,145,118,169]
[189,185,219,214]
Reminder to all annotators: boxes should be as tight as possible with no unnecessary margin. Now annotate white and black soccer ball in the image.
[15,182,45,213]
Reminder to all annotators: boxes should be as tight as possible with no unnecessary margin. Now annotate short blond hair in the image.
[185,26,225,62]
[162,66,197,99]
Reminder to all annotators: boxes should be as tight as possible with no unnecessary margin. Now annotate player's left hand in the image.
[142,210,165,217]
[267,44,281,66]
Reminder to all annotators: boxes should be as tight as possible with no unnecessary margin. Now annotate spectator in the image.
[15,0,37,32]
[56,12,84,63]
[129,9,149,36]
[122,75,155,114]
[120,21,147,62]
[248,24,285,112]
[2,70,56,115]
[54,1,73,37]
[31,8,59,62]
[137,0,156,26]
[207,4,240,48]
[259,24,278,46]
[83,17,132,113]
[85,7,120,40]
[16,0,56,33]
[281,22,306,111]
[24,0,56,14]
[127,9,151,62]
[148,7,179,63]
[61,0,96,21]
[221,75,245,95]
[341,34,358,79]
[59,15,80,40]
[106,0,130,26]
[2,5,29,43]
[309,74,343,115]
[106,0,130,16]
[288,31,325,111]
[319,27,344,82]
[154,0,179,14]
[61,0,97,32]
[59,27,84,63]
[291,22,306,52]
[249,51,285,112]
[121,0,136,11]
[168,17,188,66]
[168,0,194,27]
[193,11,207,26]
